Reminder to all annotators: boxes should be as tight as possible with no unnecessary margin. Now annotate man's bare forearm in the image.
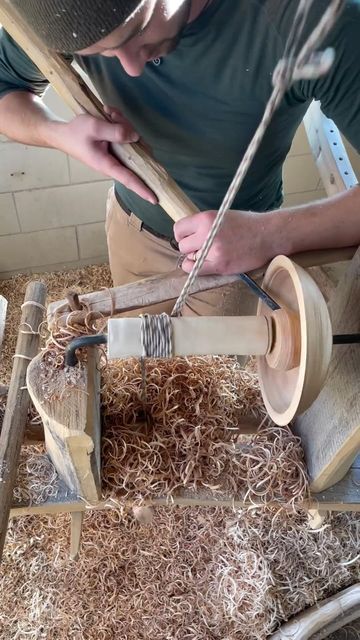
[0,91,155,202]
[0,91,64,147]
[268,186,360,257]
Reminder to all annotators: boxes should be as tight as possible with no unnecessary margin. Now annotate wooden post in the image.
[70,511,84,561]
[294,247,360,492]
[0,281,46,559]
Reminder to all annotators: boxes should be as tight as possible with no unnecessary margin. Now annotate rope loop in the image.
[140,313,173,358]
[21,300,46,312]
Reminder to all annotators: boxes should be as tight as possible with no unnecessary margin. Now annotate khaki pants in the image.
[105,187,257,317]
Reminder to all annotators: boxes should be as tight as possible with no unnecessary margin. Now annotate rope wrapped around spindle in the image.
[140,313,173,358]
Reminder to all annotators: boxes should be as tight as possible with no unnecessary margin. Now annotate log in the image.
[0,281,46,559]
[270,583,360,640]
[47,246,356,329]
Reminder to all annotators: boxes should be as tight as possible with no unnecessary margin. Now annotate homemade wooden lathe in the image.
[0,1,359,573]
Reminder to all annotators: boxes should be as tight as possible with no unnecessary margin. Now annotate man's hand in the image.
[174,210,274,274]
[49,105,157,203]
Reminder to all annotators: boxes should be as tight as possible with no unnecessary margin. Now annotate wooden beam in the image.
[47,246,356,329]
[0,1,198,223]
[0,281,46,560]
[10,463,360,517]
[294,247,360,492]
[304,101,358,195]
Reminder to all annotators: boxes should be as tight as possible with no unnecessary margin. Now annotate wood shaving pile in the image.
[1,507,359,639]
[209,508,360,639]
[12,444,63,507]
[101,356,308,506]
[1,266,359,639]
[0,264,112,385]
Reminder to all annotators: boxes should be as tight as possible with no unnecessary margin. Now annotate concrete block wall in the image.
[0,89,112,278]
[0,87,359,278]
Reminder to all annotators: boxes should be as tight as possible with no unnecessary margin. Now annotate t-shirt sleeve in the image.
[0,28,49,100]
[300,3,360,153]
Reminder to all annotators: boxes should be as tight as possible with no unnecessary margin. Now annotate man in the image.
[0,0,359,316]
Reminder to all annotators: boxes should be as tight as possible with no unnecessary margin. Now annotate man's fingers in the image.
[178,233,202,255]
[92,118,140,144]
[174,216,199,242]
[99,152,157,203]
[104,104,133,127]
[181,257,219,275]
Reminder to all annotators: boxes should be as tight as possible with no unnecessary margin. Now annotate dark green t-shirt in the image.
[1,0,359,237]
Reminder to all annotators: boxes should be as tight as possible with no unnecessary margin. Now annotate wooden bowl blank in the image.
[256,255,332,426]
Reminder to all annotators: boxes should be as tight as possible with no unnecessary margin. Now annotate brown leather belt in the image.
[115,190,179,251]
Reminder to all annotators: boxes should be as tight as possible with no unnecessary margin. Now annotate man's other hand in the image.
[49,105,157,204]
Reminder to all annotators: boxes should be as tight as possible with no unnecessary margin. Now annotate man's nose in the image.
[113,48,148,77]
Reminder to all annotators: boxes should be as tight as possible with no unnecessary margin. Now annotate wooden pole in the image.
[270,583,360,640]
[47,246,356,329]
[0,281,46,560]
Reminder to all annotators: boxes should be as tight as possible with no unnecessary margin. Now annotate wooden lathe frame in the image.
[0,1,358,559]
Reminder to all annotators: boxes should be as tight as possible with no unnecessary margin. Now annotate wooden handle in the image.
[111,141,199,221]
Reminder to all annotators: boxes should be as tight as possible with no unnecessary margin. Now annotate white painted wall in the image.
[0,87,359,278]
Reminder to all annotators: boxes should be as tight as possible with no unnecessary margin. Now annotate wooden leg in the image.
[307,508,328,530]
[0,282,46,561]
[70,511,84,561]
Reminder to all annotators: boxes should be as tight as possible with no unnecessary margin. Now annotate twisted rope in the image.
[171,0,344,317]
[140,313,173,358]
